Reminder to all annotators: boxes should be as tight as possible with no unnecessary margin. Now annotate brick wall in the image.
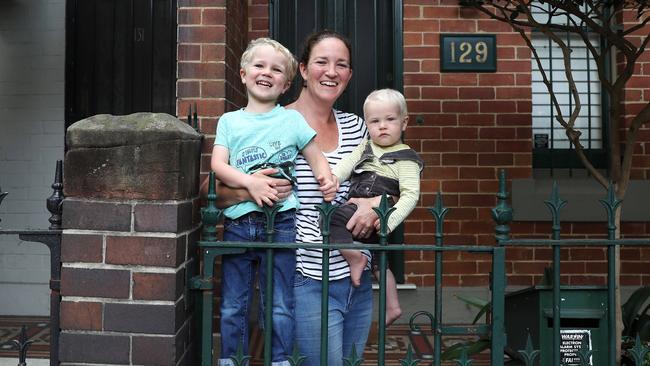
[221,1,650,288]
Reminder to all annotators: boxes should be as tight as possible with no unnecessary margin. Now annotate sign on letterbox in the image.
[440,34,497,72]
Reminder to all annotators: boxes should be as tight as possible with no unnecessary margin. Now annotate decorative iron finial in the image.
[47,160,64,229]
[454,346,474,366]
[372,194,397,243]
[342,344,364,366]
[287,344,306,366]
[261,202,282,241]
[200,172,222,242]
[316,201,338,241]
[628,334,649,365]
[428,191,449,245]
[228,343,251,366]
[491,169,512,244]
[598,181,622,240]
[398,344,422,366]
[543,181,567,240]
[10,325,34,366]
[517,332,540,366]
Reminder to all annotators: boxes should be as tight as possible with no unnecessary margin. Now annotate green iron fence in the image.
[190,169,650,366]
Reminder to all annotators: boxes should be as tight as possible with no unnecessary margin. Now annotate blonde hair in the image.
[240,38,298,81]
[363,88,408,118]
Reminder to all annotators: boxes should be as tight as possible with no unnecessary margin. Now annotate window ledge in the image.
[512,178,650,222]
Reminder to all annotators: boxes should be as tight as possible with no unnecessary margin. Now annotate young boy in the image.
[330,88,423,326]
[211,38,336,366]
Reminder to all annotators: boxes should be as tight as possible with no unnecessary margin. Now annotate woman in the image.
[286,30,378,366]
[214,30,379,365]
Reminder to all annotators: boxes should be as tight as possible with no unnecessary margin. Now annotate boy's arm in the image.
[211,145,279,207]
[384,160,421,233]
[301,140,338,201]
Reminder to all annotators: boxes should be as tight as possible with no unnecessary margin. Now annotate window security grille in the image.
[530,4,607,171]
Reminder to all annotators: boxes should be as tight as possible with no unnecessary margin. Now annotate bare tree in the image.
[466,0,649,363]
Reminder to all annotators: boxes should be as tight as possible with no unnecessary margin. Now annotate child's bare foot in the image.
[385,306,402,326]
[348,255,368,287]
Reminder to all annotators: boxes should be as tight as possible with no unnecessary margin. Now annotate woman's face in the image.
[299,37,352,104]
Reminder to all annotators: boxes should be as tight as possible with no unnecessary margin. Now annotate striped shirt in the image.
[295,110,370,280]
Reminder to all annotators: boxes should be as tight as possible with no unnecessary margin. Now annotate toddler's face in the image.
[364,101,407,148]
[240,45,291,104]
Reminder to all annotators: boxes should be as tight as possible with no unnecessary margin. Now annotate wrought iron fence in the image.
[0,160,64,366]
[191,169,650,366]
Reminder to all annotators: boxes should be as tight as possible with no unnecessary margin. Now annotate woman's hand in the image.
[346,196,381,239]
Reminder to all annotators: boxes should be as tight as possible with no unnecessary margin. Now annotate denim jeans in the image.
[219,211,296,366]
[293,270,373,366]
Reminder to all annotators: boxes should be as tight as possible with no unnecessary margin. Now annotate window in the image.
[530,6,607,171]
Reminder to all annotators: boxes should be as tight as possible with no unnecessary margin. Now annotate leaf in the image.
[440,339,490,360]
[622,286,650,334]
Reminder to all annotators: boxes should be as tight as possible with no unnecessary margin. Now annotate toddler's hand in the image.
[317,175,339,202]
[245,174,278,207]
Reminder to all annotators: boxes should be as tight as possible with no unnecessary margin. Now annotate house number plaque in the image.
[440,34,496,72]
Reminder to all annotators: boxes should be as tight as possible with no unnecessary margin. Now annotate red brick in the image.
[459,167,496,180]
[442,153,477,166]
[422,6,458,18]
[442,101,478,113]
[422,139,458,152]
[457,140,495,154]
[106,236,186,267]
[442,127,478,139]
[421,86,457,99]
[178,8,201,25]
[440,19,476,32]
[496,140,531,152]
[404,46,437,59]
[480,100,517,113]
[459,87,495,99]
[479,74,515,86]
[62,234,103,263]
[479,127,516,139]
[404,5,421,18]
[178,25,225,43]
[459,114,495,126]
[202,8,226,24]
[478,153,514,166]
[202,44,225,62]
[442,180,479,193]
[60,301,102,331]
[133,272,184,301]
[441,74,477,86]
[404,19,439,32]
[61,268,130,298]
[404,73,440,86]
[178,62,225,79]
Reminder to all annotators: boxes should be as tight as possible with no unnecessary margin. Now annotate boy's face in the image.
[364,101,408,148]
[240,45,291,105]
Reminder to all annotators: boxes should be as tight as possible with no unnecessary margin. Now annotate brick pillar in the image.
[59,113,202,365]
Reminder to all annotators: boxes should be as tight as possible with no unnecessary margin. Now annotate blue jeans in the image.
[219,211,296,366]
[293,270,373,366]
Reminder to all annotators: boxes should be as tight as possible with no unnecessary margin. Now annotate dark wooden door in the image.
[270,0,403,116]
[65,0,177,128]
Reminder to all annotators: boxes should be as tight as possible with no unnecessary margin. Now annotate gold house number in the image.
[449,41,489,64]
[440,35,496,72]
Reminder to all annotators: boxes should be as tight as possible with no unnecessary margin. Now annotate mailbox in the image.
[505,286,609,366]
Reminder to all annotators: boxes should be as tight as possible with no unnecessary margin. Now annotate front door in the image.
[65,0,177,129]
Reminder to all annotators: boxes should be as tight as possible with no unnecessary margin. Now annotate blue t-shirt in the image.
[215,105,317,219]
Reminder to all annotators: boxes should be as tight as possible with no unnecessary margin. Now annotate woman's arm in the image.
[200,168,293,209]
